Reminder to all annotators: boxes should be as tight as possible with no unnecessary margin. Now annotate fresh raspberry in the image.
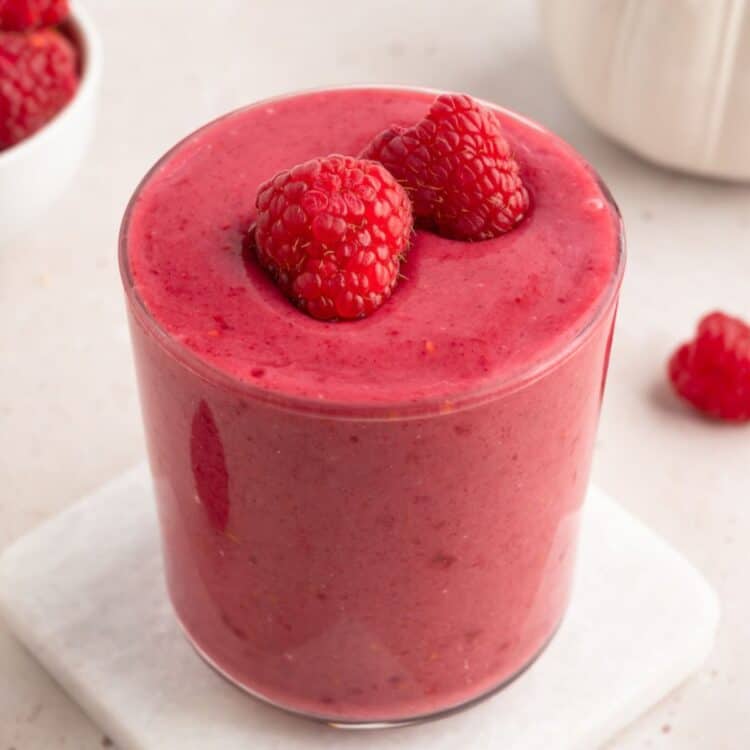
[0,29,78,150]
[252,155,413,321]
[0,0,69,31]
[360,93,529,241]
[668,311,750,422]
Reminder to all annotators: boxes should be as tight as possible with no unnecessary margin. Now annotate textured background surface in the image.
[1,1,748,747]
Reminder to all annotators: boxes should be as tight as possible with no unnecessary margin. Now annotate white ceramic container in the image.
[540,0,750,180]
[0,2,101,243]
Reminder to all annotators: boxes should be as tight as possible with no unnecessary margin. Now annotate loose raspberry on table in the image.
[0,0,69,31]
[252,155,413,321]
[0,28,78,150]
[360,93,529,241]
[668,311,750,422]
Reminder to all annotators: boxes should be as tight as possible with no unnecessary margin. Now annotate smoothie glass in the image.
[120,87,625,726]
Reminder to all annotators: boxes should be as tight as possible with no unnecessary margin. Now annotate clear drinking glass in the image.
[119,86,625,727]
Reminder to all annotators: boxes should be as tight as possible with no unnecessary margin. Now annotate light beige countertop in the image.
[1,1,748,747]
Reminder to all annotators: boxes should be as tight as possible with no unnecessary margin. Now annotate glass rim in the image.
[119,84,626,420]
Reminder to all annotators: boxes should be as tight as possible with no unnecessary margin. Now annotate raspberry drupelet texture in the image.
[0,0,69,31]
[252,155,413,321]
[668,311,750,422]
[361,93,529,241]
[0,28,78,149]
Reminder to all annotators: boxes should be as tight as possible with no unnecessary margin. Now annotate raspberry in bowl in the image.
[0,0,100,243]
[0,0,71,31]
[120,86,625,726]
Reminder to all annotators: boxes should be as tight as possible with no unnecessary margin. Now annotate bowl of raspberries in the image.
[0,0,100,242]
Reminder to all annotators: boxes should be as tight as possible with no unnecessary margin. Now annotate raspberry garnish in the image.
[0,28,78,150]
[360,93,529,241]
[252,155,413,321]
[668,311,750,422]
[0,0,69,31]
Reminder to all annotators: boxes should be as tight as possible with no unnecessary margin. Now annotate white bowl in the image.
[0,1,101,243]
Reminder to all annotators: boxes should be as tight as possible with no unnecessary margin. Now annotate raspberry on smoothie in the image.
[361,93,529,241]
[252,154,413,320]
[121,87,624,724]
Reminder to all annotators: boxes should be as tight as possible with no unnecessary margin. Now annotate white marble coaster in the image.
[0,464,718,750]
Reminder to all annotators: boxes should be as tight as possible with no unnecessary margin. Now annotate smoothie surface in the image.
[124,87,621,405]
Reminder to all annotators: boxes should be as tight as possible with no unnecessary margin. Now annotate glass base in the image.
[180,620,562,729]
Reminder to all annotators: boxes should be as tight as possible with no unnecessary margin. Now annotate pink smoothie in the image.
[122,87,623,723]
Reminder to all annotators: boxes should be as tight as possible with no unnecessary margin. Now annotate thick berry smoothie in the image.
[121,87,623,723]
